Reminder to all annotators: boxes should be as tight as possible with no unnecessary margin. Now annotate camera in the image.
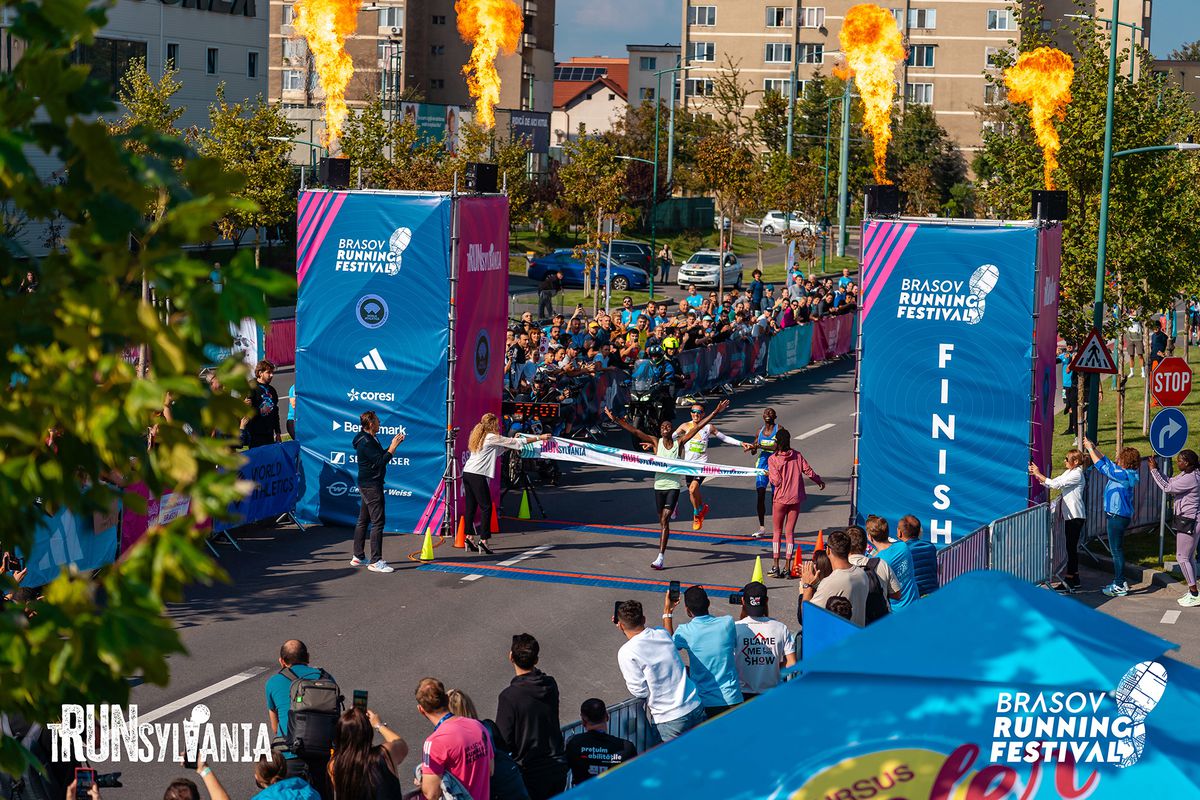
[728,592,743,605]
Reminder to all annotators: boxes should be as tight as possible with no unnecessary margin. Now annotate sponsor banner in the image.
[810,314,854,361]
[264,317,296,367]
[399,102,468,151]
[509,110,551,154]
[295,192,451,531]
[856,221,1039,546]
[23,500,121,586]
[766,323,815,376]
[215,442,300,532]
[1030,224,1063,505]
[522,436,764,479]
[677,334,770,395]
[120,485,192,553]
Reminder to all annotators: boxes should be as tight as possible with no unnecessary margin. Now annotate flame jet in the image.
[838,4,905,184]
[293,0,359,149]
[1005,47,1075,190]
[456,0,524,128]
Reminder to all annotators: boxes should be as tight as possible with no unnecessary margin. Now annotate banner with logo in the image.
[855,221,1040,546]
[215,442,300,532]
[676,334,770,395]
[23,501,121,586]
[1030,224,1063,505]
[509,110,551,154]
[810,314,855,361]
[295,191,451,532]
[521,437,764,479]
[451,196,510,516]
[767,323,815,376]
[119,484,192,553]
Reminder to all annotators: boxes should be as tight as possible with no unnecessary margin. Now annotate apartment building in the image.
[680,1,1152,151]
[626,43,684,103]
[1152,59,1200,112]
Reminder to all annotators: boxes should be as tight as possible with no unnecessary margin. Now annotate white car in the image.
[676,250,743,290]
[759,210,816,235]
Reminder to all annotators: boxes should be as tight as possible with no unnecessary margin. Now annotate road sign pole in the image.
[1158,458,1171,567]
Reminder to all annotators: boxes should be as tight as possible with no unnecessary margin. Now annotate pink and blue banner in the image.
[1030,224,1063,505]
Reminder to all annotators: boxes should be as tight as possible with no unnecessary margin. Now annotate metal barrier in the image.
[989,503,1052,584]
[1049,456,1165,568]
[560,696,660,789]
[937,524,989,585]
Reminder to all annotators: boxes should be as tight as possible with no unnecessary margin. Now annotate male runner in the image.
[672,402,745,530]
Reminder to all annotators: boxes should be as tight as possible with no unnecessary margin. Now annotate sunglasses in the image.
[690,408,703,414]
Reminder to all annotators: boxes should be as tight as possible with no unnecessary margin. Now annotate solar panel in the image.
[553,66,607,82]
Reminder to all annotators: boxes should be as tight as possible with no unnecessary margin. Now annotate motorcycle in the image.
[626,358,674,446]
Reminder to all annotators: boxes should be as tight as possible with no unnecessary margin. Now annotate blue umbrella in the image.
[567,571,1197,798]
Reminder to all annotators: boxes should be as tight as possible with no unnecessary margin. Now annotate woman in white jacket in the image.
[462,413,549,553]
[1030,449,1087,590]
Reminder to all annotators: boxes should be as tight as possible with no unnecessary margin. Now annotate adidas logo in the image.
[355,348,387,371]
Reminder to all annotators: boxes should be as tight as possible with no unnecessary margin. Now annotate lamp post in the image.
[269,136,329,178]
[650,64,691,299]
[835,78,852,258]
[1065,13,1144,80]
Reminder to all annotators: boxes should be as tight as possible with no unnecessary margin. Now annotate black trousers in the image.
[521,761,568,800]
[1063,384,1077,430]
[1064,517,1084,576]
[463,472,493,539]
[354,483,385,562]
[538,291,554,321]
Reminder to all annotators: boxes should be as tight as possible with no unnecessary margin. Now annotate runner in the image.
[604,399,731,570]
[672,402,746,530]
[746,408,780,538]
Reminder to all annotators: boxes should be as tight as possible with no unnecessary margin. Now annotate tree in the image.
[753,90,790,153]
[0,0,288,779]
[557,131,627,298]
[106,56,186,152]
[339,96,394,186]
[695,132,756,292]
[888,104,967,214]
[708,54,754,144]
[196,86,301,266]
[1168,39,1200,61]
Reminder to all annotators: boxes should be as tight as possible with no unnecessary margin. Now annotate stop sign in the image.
[1151,357,1193,407]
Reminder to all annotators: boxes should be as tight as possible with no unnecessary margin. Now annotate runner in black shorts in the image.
[605,399,730,570]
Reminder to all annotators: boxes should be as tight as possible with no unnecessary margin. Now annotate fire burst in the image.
[293,0,359,149]
[456,0,523,128]
[1005,47,1075,190]
[838,4,905,184]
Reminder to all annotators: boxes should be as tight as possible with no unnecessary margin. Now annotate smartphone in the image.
[180,753,197,770]
[353,689,368,712]
[728,592,743,605]
[668,581,680,603]
[75,767,95,799]
[612,600,622,625]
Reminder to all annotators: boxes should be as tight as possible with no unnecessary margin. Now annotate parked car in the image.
[714,213,732,230]
[676,250,743,290]
[527,249,650,292]
[758,210,817,235]
[608,240,655,273]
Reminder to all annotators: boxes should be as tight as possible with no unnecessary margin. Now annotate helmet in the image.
[646,344,664,360]
[662,336,680,350]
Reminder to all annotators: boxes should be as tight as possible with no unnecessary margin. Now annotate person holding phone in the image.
[352,411,405,573]
[326,708,408,800]
[1029,449,1087,590]
[463,413,550,554]
[1149,449,1200,606]
[604,399,730,571]
[1081,437,1141,597]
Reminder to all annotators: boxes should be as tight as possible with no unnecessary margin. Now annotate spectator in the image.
[1149,320,1168,369]
[352,411,404,573]
[663,585,743,718]
[614,599,704,741]
[1057,344,1078,434]
[685,285,703,309]
[537,270,562,321]
[825,595,853,620]
[619,297,641,327]
[800,529,869,626]
[846,524,898,621]
[733,582,796,699]
[658,244,672,284]
[447,689,530,800]
[864,517,918,609]
[415,678,493,800]
[838,268,852,289]
[897,515,939,596]
[1149,450,1200,606]
[243,360,281,448]
[265,640,335,798]
[327,708,407,799]
[1125,317,1145,378]
[495,633,568,800]
[286,382,296,440]
[1030,450,1087,591]
[564,699,638,786]
[162,758,232,800]
[252,753,322,799]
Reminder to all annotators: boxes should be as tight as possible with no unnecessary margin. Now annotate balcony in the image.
[522,31,536,49]
[524,0,537,15]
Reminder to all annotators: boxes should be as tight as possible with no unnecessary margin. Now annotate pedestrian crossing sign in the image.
[1068,329,1118,374]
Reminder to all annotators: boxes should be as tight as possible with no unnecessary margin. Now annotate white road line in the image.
[798,423,836,440]
[1161,610,1181,625]
[139,667,268,724]
[461,545,553,582]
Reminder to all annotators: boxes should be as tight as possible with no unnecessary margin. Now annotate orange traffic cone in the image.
[454,516,467,549]
[489,505,500,534]
[791,546,803,579]
[814,529,825,552]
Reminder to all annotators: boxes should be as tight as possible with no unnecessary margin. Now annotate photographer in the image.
[161,758,232,800]
[2,551,27,600]
[351,411,405,574]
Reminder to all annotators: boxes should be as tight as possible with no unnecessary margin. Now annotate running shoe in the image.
[751,527,767,539]
[697,503,710,529]
[368,560,394,574]
[767,566,785,579]
[1101,582,1128,597]
[651,554,665,570]
[1178,592,1200,607]
[692,514,701,531]
[350,556,368,567]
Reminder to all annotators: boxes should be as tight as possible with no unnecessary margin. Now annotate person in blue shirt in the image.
[897,515,939,596]
[286,383,296,440]
[837,268,853,290]
[264,640,335,796]
[1083,438,1141,597]
[684,285,703,309]
[867,517,920,609]
[1057,344,1076,434]
[619,297,642,327]
[748,270,765,311]
[664,585,743,718]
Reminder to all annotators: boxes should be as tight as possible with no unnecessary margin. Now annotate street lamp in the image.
[648,63,692,298]
[269,135,329,176]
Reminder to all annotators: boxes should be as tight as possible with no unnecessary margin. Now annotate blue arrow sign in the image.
[1150,407,1189,458]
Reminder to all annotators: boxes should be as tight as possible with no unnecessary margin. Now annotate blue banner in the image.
[856,222,1038,546]
[294,192,451,532]
[23,503,120,586]
[766,323,814,376]
[216,442,300,532]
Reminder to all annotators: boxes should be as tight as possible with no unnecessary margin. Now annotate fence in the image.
[937,525,989,585]
[560,696,661,789]
[936,503,1053,586]
[1051,457,1164,556]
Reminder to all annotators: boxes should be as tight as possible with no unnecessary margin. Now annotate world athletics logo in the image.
[473,329,490,382]
[356,294,389,329]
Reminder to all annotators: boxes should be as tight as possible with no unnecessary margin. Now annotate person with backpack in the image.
[447,689,530,800]
[732,582,796,699]
[801,529,870,626]
[265,640,339,799]
[846,525,899,622]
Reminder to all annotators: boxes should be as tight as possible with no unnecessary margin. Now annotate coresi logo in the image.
[334,227,412,277]
[466,242,503,272]
[347,388,396,402]
[895,264,999,325]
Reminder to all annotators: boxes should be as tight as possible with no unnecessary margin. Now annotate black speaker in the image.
[318,157,350,189]
[865,184,901,217]
[1031,190,1068,221]
[465,162,498,193]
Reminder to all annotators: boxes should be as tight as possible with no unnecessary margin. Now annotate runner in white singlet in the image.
[673,402,746,530]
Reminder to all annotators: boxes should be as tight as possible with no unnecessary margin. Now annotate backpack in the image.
[0,716,57,800]
[281,667,343,759]
[861,558,890,624]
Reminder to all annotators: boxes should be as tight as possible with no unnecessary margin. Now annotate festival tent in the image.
[566,571,1200,798]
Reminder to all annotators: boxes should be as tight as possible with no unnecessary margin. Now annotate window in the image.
[284,39,306,60]
[165,42,178,69]
[281,4,294,24]
[798,43,823,63]
[72,37,148,95]
[982,120,1009,135]
[890,8,904,26]
[431,78,445,89]
[1040,19,1052,31]
[639,87,655,100]
[283,69,302,91]
[431,14,446,24]
[764,43,792,63]
[685,78,714,96]
[688,5,716,26]
[206,47,218,75]
[688,41,715,62]
[987,9,1015,30]
[607,92,615,100]
[907,44,935,67]
[765,6,792,27]
[906,82,933,104]
[984,47,1012,69]
[764,78,793,97]
[800,7,825,28]
[984,83,1006,105]
[639,56,656,71]
[247,51,258,78]
[431,44,444,55]
[378,7,403,27]
[908,8,936,28]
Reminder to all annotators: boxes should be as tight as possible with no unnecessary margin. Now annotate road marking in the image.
[425,561,744,593]
[798,423,836,440]
[1161,610,1181,625]
[499,516,780,548]
[460,544,552,582]
[139,667,268,724]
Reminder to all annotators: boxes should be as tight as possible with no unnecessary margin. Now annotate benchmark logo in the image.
[466,242,503,272]
[355,348,388,371]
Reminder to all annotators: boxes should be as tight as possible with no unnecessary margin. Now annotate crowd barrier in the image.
[936,525,990,586]
[989,504,1052,585]
[21,500,121,587]
[560,696,660,789]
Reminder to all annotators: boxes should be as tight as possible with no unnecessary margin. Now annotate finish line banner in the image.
[855,221,1044,546]
[522,437,764,478]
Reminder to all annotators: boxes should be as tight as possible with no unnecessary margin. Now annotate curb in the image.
[1089,554,1183,592]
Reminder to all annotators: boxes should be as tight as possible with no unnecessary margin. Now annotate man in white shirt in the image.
[733,582,796,698]
[615,600,704,742]
[800,529,870,626]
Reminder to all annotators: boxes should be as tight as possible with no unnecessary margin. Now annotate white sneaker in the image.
[751,527,767,539]
[350,556,368,567]
[1101,582,1129,597]
[368,560,395,573]
[1178,593,1200,607]
[651,554,665,571]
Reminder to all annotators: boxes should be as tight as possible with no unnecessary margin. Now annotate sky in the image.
[553,0,1198,61]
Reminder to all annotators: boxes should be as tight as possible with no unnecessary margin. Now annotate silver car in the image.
[676,250,743,290]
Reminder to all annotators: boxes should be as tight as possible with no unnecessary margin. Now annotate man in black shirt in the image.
[496,633,568,799]
[243,360,281,448]
[351,410,404,573]
[564,698,637,786]
[538,270,563,322]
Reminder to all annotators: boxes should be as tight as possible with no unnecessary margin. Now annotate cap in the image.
[588,321,600,329]
[742,581,768,615]
[702,315,713,321]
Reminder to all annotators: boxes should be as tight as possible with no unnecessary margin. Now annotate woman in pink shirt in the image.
[767,428,825,579]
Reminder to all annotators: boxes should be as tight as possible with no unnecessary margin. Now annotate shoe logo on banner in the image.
[355,348,388,371]
[895,263,1000,324]
[329,451,347,465]
[335,228,411,276]
[347,389,396,403]
[387,227,412,275]
[356,294,389,329]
